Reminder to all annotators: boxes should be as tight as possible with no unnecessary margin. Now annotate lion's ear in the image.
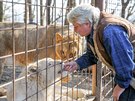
[56,33,63,43]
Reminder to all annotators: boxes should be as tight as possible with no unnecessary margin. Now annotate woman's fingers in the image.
[64,61,77,72]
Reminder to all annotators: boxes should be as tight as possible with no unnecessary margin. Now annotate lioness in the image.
[6,58,71,101]
[0,24,82,77]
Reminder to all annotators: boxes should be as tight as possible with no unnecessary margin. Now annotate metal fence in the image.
[0,0,94,101]
[0,0,134,101]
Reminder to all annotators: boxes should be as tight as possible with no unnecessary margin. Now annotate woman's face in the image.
[73,22,92,37]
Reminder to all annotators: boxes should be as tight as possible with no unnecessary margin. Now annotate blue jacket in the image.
[76,25,134,88]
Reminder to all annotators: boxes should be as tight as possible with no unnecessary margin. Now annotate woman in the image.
[64,4,135,101]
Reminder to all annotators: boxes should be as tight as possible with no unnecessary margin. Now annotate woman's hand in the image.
[64,61,78,72]
[113,84,125,101]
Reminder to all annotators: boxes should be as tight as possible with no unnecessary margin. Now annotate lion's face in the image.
[55,33,82,60]
[28,58,71,86]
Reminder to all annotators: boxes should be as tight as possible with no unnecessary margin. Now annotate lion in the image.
[6,58,71,101]
[0,24,83,77]
[55,32,83,60]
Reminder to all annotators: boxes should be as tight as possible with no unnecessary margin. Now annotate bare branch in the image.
[126,1,135,19]
[121,0,130,18]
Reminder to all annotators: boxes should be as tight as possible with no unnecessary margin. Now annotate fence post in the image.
[94,0,104,11]
[92,64,96,95]
[96,61,102,101]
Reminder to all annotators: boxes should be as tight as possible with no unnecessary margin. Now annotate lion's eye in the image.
[29,65,37,72]
[47,62,52,66]
[30,68,37,73]
[69,43,74,49]
[74,51,76,55]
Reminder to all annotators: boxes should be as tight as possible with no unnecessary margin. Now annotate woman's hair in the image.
[67,4,100,26]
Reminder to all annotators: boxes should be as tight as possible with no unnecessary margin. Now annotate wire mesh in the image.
[0,0,93,101]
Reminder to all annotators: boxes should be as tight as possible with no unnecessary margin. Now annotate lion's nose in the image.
[69,53,73,58]
[58,68,65,74]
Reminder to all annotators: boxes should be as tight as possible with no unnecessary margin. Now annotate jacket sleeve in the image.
[103,25,134,88]
[75,44,98,70]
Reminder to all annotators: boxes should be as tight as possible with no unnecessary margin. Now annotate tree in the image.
[28,0,34,23]
[40,0,43,25]
[46,0,52,25]
[95,0,103,10]
[103,0,135,23]
[121,0,135,22]
[64,0,76,25]
[0,0,3,22]
[24,0,34,23]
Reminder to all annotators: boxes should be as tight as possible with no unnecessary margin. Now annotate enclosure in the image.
[0,0,135,101]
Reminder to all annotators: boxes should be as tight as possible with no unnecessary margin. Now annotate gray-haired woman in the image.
[64,4,135,101]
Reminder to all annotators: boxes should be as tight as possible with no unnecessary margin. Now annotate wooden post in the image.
[95,0,104,11]
[92,64,96,95]
[96,61,102,101]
